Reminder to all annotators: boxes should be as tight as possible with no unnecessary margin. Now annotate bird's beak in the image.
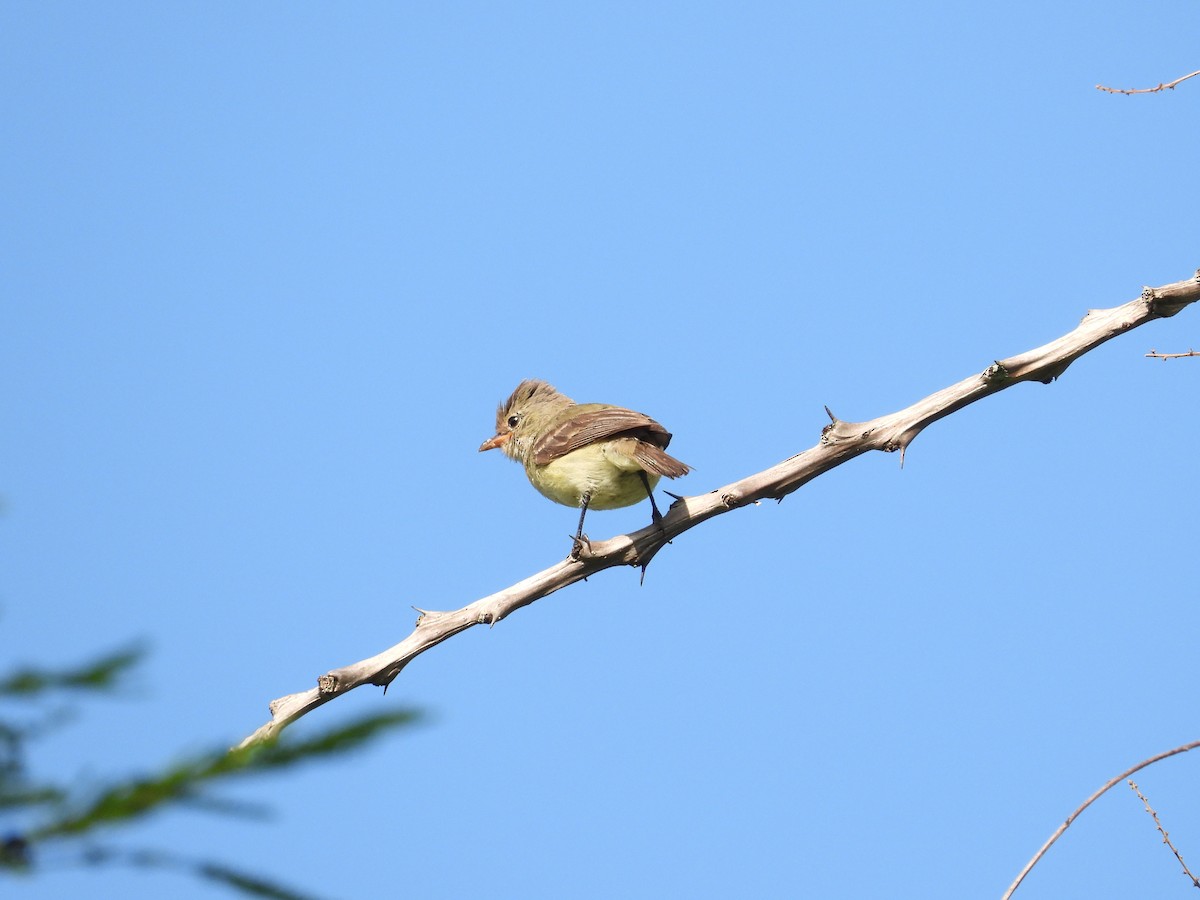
[478,433,511,452]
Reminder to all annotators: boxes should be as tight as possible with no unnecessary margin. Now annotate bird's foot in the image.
[648,506,671,541]
[569,532,593,560]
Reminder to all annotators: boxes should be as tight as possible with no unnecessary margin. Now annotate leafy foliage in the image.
[0,644,145,696]
[0,644,421,898]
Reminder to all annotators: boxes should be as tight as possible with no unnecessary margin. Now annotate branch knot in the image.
[983,362,1009,384]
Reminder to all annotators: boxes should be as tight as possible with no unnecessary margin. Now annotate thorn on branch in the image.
[1033,357,1072,384]
[888,428,920,468]
[635,543,663,584]
[374,666,402,690]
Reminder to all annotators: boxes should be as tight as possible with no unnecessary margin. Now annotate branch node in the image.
[983,361,1009,384]
[820,413,865,445]
[415,608,451,627]
[569,535,595,561]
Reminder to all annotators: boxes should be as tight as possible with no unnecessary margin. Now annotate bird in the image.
[478,379,690,549]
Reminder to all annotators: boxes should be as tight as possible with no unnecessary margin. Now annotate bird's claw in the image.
[570,532,592,559]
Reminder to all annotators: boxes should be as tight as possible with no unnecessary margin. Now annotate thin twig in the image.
[1097,70,1200,95]
[239,270,1200,750]
[1003,740,1200,898]
[1129,780,1200,889]
[1146,348,1199,360]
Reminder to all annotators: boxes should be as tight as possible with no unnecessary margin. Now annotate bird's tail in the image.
[632,441,690,478]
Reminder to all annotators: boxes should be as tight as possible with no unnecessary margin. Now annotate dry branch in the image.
[1146,348,1199,360]
[1129,780,1200,889]
[1003,739,1200,898]
[1096,69,1200,95]
[238,269,1200,750]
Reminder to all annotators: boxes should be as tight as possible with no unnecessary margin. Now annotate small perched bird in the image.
[479,379,690,547]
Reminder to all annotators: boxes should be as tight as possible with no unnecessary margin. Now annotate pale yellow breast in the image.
[525,442,661,510]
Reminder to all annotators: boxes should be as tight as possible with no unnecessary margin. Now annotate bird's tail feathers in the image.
[633,442,690,478]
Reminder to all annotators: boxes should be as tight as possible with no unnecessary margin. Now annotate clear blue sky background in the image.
[3,3,1198,899]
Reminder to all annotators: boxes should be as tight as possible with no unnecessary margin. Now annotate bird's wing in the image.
[531,407,673,466]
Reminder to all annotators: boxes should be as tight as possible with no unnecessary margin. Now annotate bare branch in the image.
[1146,348,1199,360]
[1097,69,1200,95]
[238,269,1200,750]
[1003,739,1200,898]
[1128,780,1200,889]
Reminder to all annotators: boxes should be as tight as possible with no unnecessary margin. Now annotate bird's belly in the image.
[527,445,660,510]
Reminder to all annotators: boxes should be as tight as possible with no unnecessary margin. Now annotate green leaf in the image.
[28,709,423,840]
[0,645,147,697]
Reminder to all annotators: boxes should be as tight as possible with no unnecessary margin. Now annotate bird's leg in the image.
[571,490,593,558]
[638,472,664,527]
[635,472,670,585]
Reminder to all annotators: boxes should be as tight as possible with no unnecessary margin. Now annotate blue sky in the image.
[2,2,1198,898]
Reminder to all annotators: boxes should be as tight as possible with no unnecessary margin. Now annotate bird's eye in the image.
[507,414,521,429]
